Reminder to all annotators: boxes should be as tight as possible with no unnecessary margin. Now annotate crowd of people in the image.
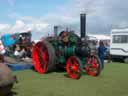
[13,41,35,60]
[0,33,36,62]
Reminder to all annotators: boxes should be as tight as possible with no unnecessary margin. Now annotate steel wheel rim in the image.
[66,57,81,79]
[32,42,49,73]
[85,57,99,76]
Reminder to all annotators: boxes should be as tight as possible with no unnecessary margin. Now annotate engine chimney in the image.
[80,13,86,38]
[54,26,58,38]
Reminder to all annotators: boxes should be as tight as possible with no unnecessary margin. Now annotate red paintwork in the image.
[85,57,99,76]
[32,42,49,73]
[66,57,81,79]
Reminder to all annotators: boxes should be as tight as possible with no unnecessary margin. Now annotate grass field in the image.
[12,62,128,96]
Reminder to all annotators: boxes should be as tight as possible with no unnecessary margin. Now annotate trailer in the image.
[110,28,128,63]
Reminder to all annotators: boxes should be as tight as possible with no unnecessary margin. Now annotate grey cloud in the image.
[67,0,128,34]
[92,0,128,27]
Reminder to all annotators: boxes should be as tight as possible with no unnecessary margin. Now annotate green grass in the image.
[12,62,128,96]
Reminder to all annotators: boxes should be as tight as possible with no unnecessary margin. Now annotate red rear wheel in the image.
[32,42,48,73]
[66,56,82,79]
[32,41,56,74]
[85,56,101,76]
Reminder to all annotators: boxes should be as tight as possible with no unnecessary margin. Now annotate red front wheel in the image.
[85,56,101,76]
[66,56,82,79]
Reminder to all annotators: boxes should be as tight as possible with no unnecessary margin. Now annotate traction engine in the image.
[32,14,102,79]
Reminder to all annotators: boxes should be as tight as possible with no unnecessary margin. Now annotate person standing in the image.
[98,41,107,70]
[0,40,6,62]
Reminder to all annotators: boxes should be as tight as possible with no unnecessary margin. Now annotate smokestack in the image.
[54,26,58,38]
[80,13,86,38]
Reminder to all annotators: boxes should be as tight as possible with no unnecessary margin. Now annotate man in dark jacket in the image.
[98,41,107,70]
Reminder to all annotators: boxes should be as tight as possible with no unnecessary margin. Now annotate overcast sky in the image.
[0,0,128,40]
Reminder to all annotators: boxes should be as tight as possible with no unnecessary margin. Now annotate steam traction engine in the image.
[32,14,102,79]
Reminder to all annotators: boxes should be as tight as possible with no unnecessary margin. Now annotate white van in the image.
[110,28,128,63]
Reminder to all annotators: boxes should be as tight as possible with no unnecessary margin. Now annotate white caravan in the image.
[87,34,110,47]
[110,28,128,63]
